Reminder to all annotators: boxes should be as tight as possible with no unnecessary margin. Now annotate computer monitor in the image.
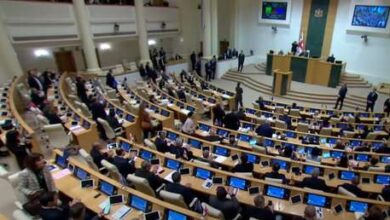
[263,139,274,147]
[187,139,202,149]
[121,142,132,152]
[271,159,289,170]
[245,153,259,164]
[242,123,255,130]
[284,131,297,138]
[350,140,362,148]
[327,138,337,145]
[330,151,344,159]
[228,177,248,190]
[381,156,390,164]
[125,114,134,122]
[305,193,329,208]
[373,125,382,131]
[165,159,182,170]
[167,131,178,141]
[186,106,195,112]
[264,185,289,199]
[347,201,368,213]
[303,165,317,175]
[98,180,116,196]
[374,175,390,185]
[238,134,251,142]
[214,146,230,157]
[166,210,188,220]
[216,129,230,137]
[128,195,149,212]
[198,123,210,132]
[55,155,67,168]
[139,150,153,161]
[82,120,91,129]
[74,167,89,180]
[160,109,170,117]
[245,108,256,115]
[193,168,213,180]
[355,154,370,162]
[339,171,357,181]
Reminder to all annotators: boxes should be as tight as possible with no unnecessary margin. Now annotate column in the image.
[229,0,240,49]
[135,0,151,64]
[72,0,101,74]
[0,8,23,78]
[202,0,212,58]
[210,0,218,56]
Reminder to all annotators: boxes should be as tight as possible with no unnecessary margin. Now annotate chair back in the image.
[343,131,355,138]
[297,123,309,133]
[144,139,157,150]
[106,89,117,99]
[201,202,224,219]
[368,166,385,172]
[275,119,287,129]
[290,109,300,117]
[101,159,124,183]
[37,115,49,126]
[75,101,92,118]
[79,148,100,172]
[275,106,285,114]
[257,118,267,126]
[159,190,188,209]
[252,145,267,154]
[8,171,26,203]
[265,177,283,183]
[366,132,378,140]
[42,123,70,149]
[126,174,156,197]
[97,118,116,140]
[338,186,357,197]
[319,128,332,136]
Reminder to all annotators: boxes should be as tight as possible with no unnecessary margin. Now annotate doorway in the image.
[54,51,77,73]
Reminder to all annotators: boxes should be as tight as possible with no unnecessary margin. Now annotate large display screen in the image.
[352,5,390,28]
[261,2,288,20]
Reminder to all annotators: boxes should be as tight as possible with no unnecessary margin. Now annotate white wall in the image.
[330,0,390,85]
[236,0,303,57]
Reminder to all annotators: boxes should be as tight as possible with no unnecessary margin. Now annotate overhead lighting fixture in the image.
[34,49,50,57]
[99,43,111,50]
[148,39,156,46]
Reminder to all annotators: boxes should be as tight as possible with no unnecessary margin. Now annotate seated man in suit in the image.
[246,195,275,220]
[223,111,240,130]
[264,163,286,183]
[135,161,164,191]
[154,131,169,153]
[255,122,273,138]
[40,191,73,220]
[166,172,196,206]
[337,176,368,198]
[299,168,328,191]
[113,149,136,178]
[209,186,241,220]
[232,154,253,173]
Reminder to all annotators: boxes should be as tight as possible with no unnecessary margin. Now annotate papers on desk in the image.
[200,131,210,136]
[180,109,190,115]
[111,206,132,220]
[145,108,154,114]
[164,171,176,183]
[118,119,124,124]
[99,199,110,209]
[221,94,231,99]
[52,169,71,180]
[70,125,84,133]
[238,127,250,133]
[214,155,227,163]
[160,99,169,105]
[167,103,173,107]
[315,207,323,219]
[129,100,137,105]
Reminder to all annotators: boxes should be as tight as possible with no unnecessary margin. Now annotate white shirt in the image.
[182,118,195,134]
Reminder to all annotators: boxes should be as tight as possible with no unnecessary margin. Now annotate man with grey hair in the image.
[246,195,275,220]
[304,205,317,220]
[299,168,328,191]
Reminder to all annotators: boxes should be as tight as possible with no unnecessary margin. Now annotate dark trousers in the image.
[334,97,344,110]
[235,97,243,110]
[238,62,244,72]
[366,103,374,112]
[191,61,196,70]
[211,70,216,80]
[206,72,211,81]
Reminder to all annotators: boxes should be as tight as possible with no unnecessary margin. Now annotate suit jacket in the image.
[40,205,69,220]
[338,86,348,98]
[246,206,275,220]
[300,177,328,191]
[135,169,164,191]
[224,113,240,130]
[264,171,286,183]
[28,76,44,91]
[238,54,245,63]
[17,167,56,199]
[166,182,195,205]
[255,124,273,138]
[367,92,378,104]
[209,195,240,220]
[91,102,107,121]
[338,183,368,198]
[90,148,113,169]
[113,156,135,178]
[106,115,121,130]
[232,162,253,173]
[213,107,226,122]
[154,137,169,153]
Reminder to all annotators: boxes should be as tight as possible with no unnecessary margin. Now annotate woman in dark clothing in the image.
[338,155,349,168]
[6,130,32,169]
[106,108,121,130]
[213,104,225,126]
[235,82,243,110]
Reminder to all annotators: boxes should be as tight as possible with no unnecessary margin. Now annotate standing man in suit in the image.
[195,58,202,76]
[205,61,212,81]
[334,84,348,110]
[190,51,196,71]
[211,56,217,80]
[27,69,44,92]
[238,51,245,72]
[366,88,378,112]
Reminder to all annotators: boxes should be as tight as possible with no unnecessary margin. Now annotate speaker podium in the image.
[272,70,292,96]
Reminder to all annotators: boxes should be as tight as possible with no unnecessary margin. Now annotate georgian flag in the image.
[297,32,305,54]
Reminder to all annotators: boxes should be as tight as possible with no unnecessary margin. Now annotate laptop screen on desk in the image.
[265,185,287,199]
[306,193,327,208]
[214,146,229,157]
[375,175,390,185]
[348,201,368,213]
[99,180,116,196]
[166,210,187,220]
[129,195,148,212]
[339,171,356,181]
[165,159,181,170]
[228,177,248,190]
[188,139,202,149]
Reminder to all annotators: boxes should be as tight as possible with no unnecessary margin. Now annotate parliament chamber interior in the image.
[0,0,390,220]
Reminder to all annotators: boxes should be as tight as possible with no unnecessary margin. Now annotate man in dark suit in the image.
[209,186,241,220]
[40,191,71,220]
[237,51,245,72]
[195,59,202,76]
[280,114,292,129]
[190,51,196,71]
[223,111,240,130]
[337,176,368,198]
[291,41,298,55]
[205,61,212,81]
[327,54,336,63]
[135,160,164,191]
[264,163,286,183]
[211,56,217,80]
[166,172,196,206]
[106,70,117,90]
[28,69,44,92]
[366,88,378,112]
[232,154,253,173]
[255,122,273,138]
[176,87,186,102]
[299,168,328,191]
[246,195,275,220]
[90,99,107,122]
[334,84,348,110]
[75,77,89,105]
[139,64,147,80]
[154,131,169,153]
[113,149,136,178]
